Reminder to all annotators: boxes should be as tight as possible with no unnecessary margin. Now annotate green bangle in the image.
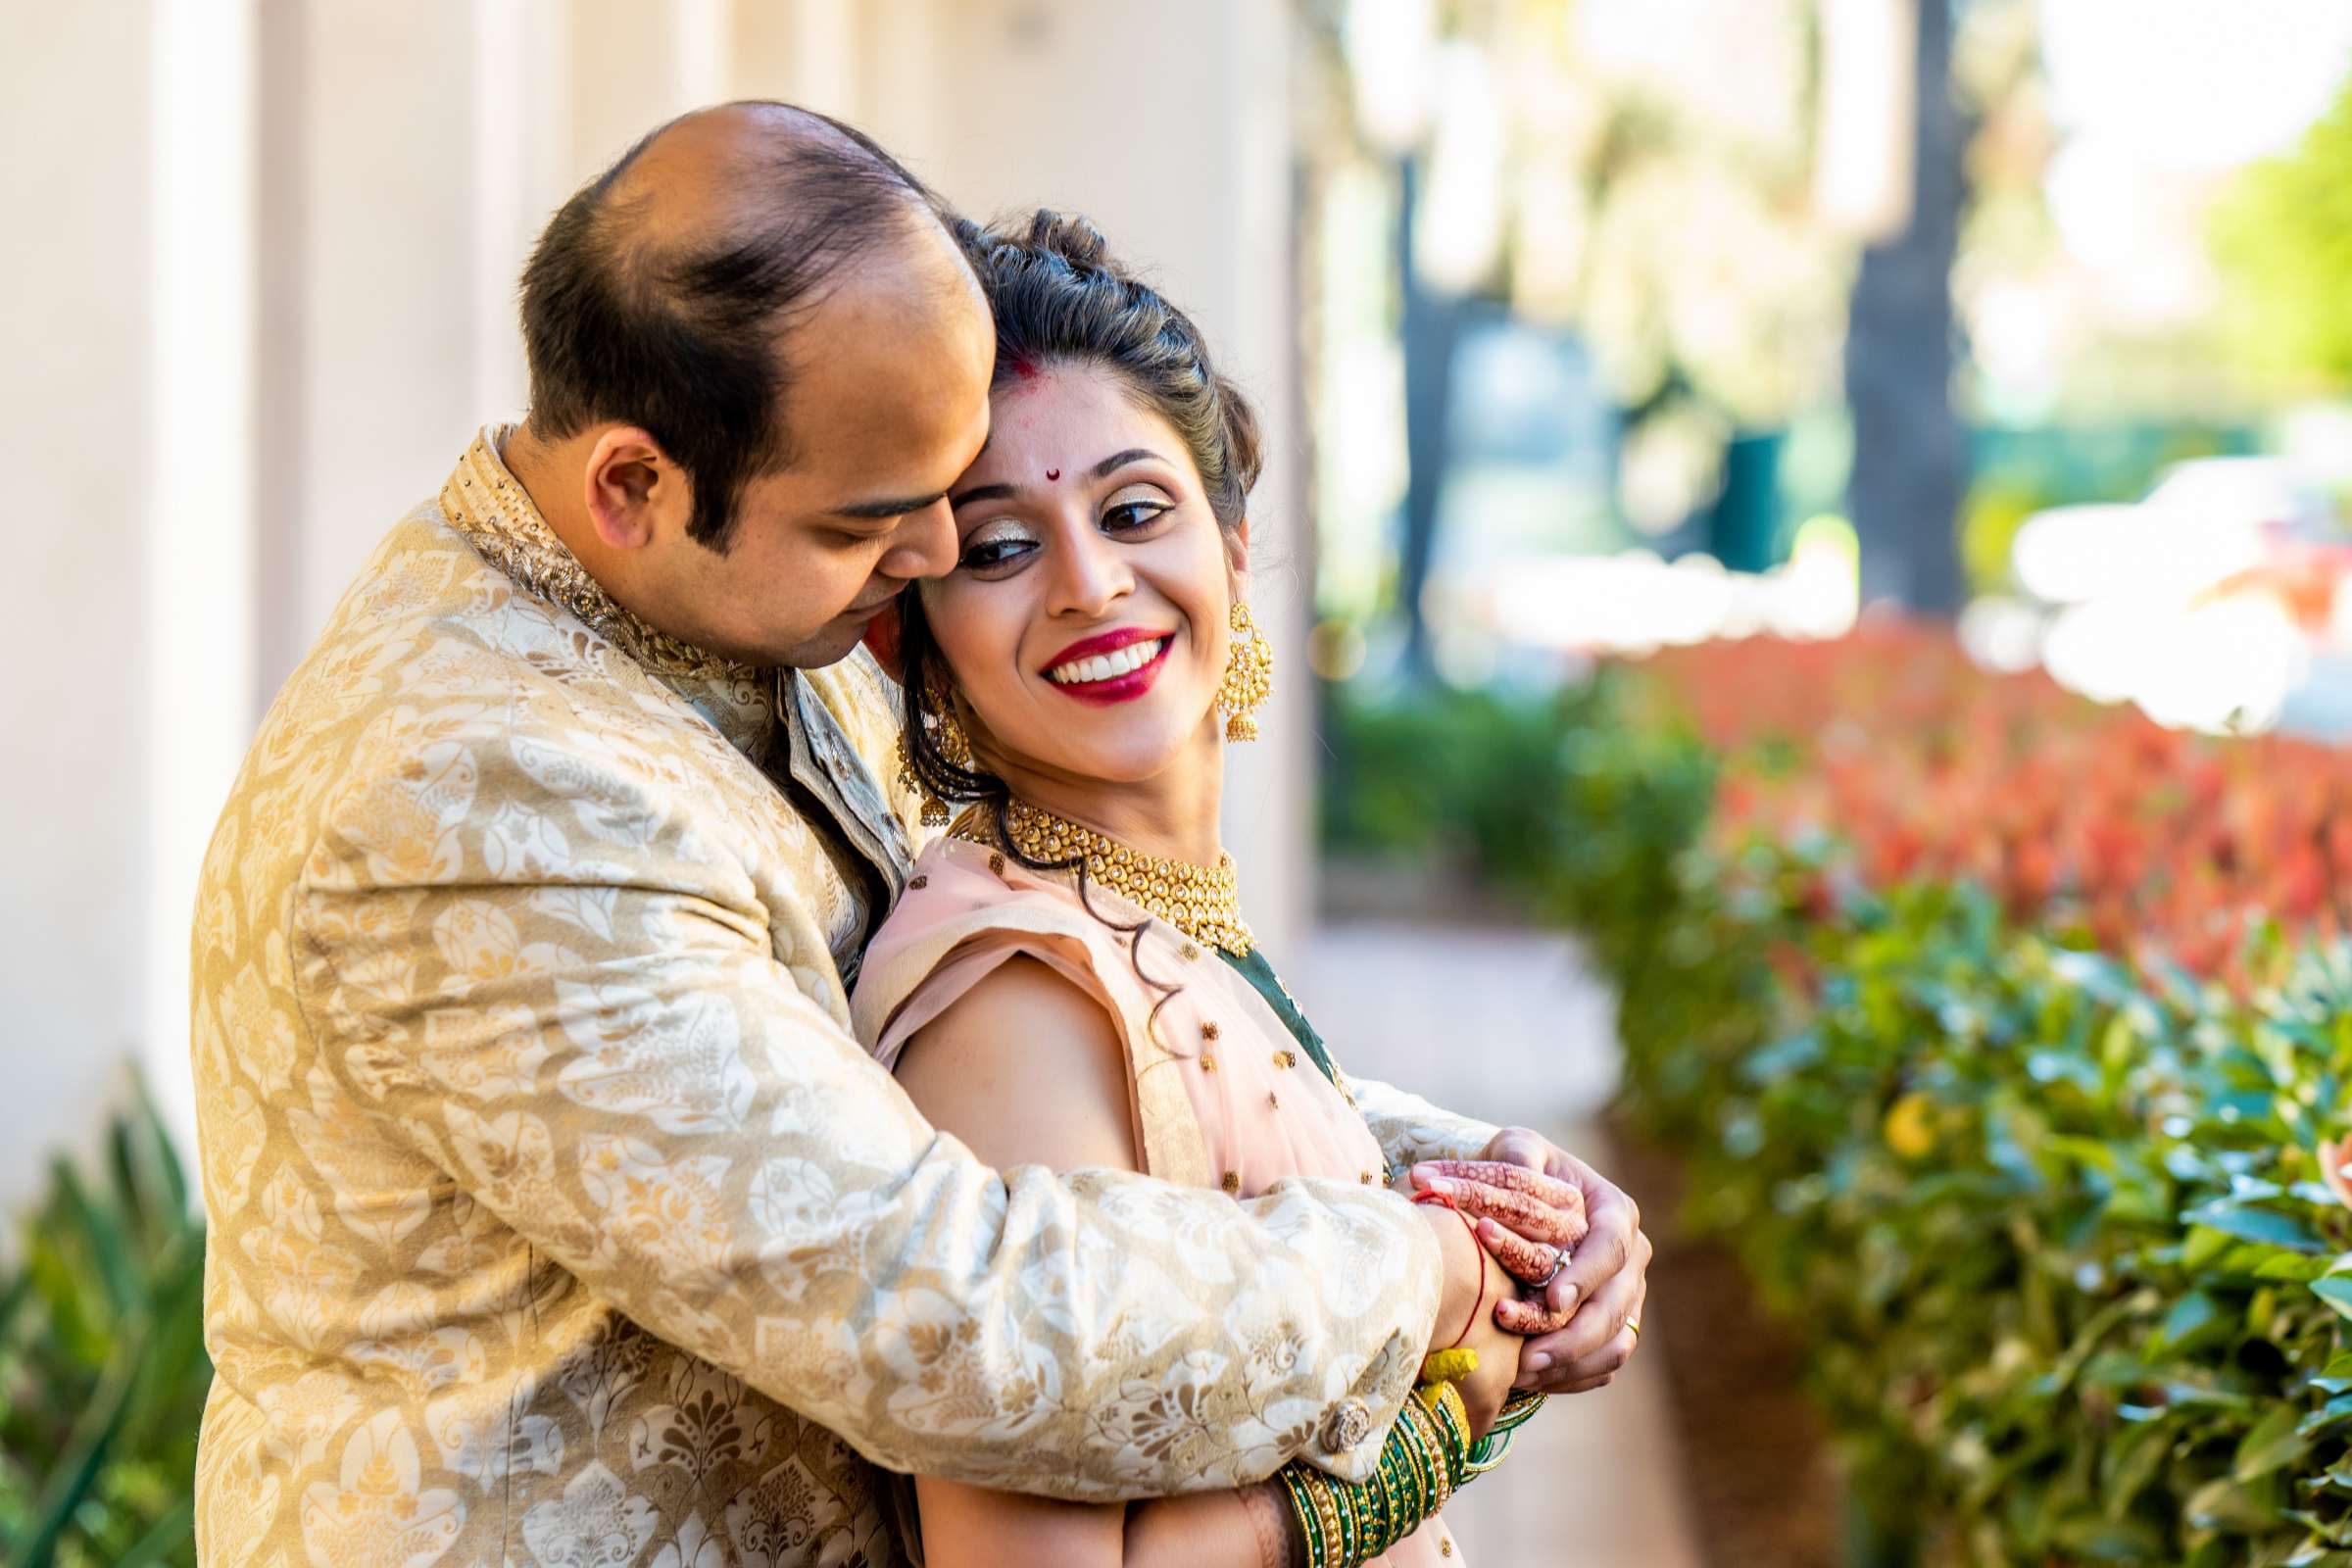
[1280,1469,1327,1568]
[1466,1390,1546,1475]
[1277,1379,1496,1568]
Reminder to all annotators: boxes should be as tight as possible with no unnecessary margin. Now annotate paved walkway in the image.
[1298,922,1704,1568]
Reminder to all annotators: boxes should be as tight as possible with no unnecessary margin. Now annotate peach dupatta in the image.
[851,836,1466,1566]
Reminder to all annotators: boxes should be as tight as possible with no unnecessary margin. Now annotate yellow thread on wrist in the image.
[1416,1348,1479,1390]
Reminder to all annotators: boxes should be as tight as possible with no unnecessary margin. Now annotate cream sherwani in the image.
[190,427,1499,1567]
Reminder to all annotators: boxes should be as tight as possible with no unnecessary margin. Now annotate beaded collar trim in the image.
[439,424,757,683]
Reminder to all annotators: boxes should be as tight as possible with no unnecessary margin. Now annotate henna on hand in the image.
[1415,1158,1585,1212]
[1242,1480,1306,1568]
[1414,1174,1588,1249]
[1471,1216,1567,1287]
[1494,1292,1576,1336]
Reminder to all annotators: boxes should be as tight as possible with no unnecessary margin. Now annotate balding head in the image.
[520,101,974,550]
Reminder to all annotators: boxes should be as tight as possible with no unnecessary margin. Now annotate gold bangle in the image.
[1279,1470,1329,1568]
[1309,1471,1348,1567]
[1403,1394,1455,1513]
[1398,1398,1441,1519]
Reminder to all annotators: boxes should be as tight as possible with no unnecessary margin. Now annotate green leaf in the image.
[2237,1401,2316,1479]
[2186,1474,2278,1532]
[2157,1291,2224,1349]
[2311,1277,2352,1321]
[2102,1420,2175,1521]
[2181,1200,2328,1253]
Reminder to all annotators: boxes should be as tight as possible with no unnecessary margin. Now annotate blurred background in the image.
[9,0,2352,1562]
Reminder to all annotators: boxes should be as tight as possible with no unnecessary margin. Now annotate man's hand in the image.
[1411,1128,1651,1395]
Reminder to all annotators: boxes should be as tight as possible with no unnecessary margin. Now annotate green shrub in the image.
[1320,673,1715,912]
[1544,677,2352,1564]
[0,1093,209,1568]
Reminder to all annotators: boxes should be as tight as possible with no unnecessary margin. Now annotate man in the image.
[191,102,1647,1565]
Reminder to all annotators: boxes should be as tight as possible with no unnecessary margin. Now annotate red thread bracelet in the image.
[1413,1188,1490,1349]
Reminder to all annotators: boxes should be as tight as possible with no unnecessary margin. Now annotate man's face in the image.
[648,230,995,668]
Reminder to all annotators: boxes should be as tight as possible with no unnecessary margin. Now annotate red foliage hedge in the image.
[1641,619,2352,982]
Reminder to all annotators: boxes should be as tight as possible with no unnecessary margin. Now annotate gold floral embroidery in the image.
[443,431,749,683]
[190,426,1464,1568]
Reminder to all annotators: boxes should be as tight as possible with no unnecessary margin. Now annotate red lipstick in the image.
[1044,627,1165,668]
[1041,627,1176,707]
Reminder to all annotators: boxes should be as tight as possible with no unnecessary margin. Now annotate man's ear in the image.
[583,426,678,550]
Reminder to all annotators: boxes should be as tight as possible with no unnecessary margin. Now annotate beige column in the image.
[0,6,167,1214]
[471,0,577,421]
[145,0,263,1165]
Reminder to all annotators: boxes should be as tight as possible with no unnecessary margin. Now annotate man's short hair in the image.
[519,104,950,551]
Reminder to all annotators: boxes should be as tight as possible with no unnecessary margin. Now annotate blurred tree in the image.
[1845,0,1967,611]
[1298,0,2051,634]
[1396,155,1472,679]
[2211,77,2352,397]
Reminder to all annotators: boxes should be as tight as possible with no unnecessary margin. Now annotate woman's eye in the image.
[1103,500,1171,534]
[957,528,1037,571]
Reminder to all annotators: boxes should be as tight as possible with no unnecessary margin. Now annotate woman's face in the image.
[922,361,1245,791]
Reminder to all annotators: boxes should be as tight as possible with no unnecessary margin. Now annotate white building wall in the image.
[0,5,161,1212]
[0,0,1313,1214]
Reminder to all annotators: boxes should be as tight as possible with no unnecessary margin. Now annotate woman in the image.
[851,212,1563,1567]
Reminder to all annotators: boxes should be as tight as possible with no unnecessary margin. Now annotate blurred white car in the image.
[1999,458,2349,732]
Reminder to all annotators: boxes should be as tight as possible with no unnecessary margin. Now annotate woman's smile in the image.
[1041,627,1176,704]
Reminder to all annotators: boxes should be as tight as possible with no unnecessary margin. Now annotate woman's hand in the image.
[1413,1199,1521,1437]
[1412,1130,1651,1394]
[1446,1245,1524,1438]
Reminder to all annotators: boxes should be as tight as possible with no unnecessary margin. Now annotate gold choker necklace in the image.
[954,799,1256,957]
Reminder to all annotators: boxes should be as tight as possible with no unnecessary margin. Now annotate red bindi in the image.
[1046,467,1061,482]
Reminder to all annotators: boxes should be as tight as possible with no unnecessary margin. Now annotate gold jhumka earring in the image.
[898,684,974,827]
[1218,600,1275,742]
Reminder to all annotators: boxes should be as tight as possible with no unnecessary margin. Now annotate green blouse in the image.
[1217,946,1344,1091]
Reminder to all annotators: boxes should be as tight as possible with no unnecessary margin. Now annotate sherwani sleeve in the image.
[1348,1075,1501,1170]
[295,728,1439,1496]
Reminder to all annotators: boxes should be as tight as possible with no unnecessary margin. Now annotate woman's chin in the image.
[1026,734,1197,790]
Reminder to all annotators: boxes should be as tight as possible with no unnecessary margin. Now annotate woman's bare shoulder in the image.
[894,955,1141,1173]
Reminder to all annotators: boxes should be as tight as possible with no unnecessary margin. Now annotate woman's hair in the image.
[889,211,1262,1020]
[892,208,1264,832]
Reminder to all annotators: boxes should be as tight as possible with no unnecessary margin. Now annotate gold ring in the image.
[1625,1316,1642,1340]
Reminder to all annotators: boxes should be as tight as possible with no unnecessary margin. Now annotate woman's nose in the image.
[1044,527,1132,618]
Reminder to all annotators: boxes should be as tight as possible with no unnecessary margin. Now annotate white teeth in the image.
[1049,638,1167,686]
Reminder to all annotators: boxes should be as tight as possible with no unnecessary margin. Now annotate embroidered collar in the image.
[437,424,913,917]
[440,424,759,683]
[440,423,779,757]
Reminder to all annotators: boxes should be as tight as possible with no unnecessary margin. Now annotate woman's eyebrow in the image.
[1090,447,1166,479]
[950,448,1169,510]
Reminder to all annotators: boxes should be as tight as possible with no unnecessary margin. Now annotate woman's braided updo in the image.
[892,209,1265,827]
[954,209,1262,527]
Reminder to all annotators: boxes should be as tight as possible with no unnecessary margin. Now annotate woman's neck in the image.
[997,727,1225,867]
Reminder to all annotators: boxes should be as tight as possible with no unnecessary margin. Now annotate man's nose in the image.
[878,498,959,582]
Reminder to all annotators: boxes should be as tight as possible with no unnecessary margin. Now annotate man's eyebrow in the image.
[949,481,1015,510]
[831,490,949,521]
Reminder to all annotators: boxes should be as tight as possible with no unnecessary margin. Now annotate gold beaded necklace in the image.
[952,798,1257,957]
